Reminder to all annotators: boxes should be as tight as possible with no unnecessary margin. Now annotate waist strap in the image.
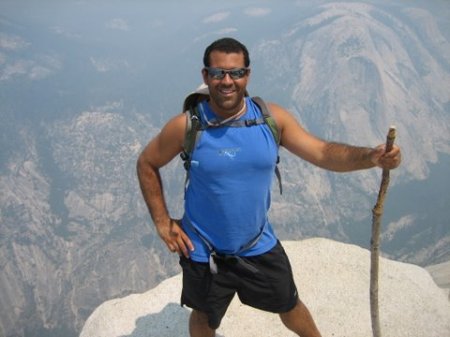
[210,252,259,275]
[183,217,265,274]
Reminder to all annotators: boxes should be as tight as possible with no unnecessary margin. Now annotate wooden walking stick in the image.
[370,126,396,337]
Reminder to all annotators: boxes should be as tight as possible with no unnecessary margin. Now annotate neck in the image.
[214,99,247,120]
[207,99,247,126]
[232,100,247,118]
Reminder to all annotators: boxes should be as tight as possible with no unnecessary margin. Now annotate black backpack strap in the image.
[251,97,283,194]
[251,97,280,145]
[181,105,202,170]
[180,85,211,194]
[180,105,204,194]
[207,117,266,128]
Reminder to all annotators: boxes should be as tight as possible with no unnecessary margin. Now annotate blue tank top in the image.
[182,97,278,262]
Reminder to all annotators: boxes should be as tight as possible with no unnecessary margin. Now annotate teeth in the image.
[220,89,234,94]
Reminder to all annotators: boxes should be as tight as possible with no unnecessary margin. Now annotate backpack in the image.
[180,84,283,194]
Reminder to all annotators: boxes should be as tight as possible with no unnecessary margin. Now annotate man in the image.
[137,37,401,337]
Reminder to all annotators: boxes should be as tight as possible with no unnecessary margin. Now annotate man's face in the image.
[202,50,250,118]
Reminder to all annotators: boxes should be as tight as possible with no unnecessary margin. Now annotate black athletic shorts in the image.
[179,240,299,329]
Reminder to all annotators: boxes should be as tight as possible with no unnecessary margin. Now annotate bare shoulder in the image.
[266,102,288,119]
[266,102,303,133]
[265,102,326,162]
[138,112,186,168]
[159,112,186,146]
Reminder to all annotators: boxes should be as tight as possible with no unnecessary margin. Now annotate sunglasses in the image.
[205,67,249,80]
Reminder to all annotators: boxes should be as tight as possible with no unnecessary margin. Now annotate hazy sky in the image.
[1,0,448,84]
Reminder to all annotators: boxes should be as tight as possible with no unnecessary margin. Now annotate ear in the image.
[201,68,209,85]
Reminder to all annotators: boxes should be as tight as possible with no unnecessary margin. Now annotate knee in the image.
[190,310,209,326]
[279,300,322,337]
[279,299,303,327]
[189,310,216,337]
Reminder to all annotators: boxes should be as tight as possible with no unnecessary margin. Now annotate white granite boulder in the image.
[80,238,450,337]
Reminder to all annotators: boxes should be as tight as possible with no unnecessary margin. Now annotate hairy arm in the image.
[269,103,401,171]
[136,113,194,257]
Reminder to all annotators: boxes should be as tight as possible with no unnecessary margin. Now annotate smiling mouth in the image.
[219,88,235,96]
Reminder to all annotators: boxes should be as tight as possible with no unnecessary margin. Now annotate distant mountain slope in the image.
[253,1,450,263]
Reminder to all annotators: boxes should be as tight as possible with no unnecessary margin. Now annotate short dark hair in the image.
[203,37,250,67]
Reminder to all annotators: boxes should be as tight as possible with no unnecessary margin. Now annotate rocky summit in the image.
[80,238,450,337]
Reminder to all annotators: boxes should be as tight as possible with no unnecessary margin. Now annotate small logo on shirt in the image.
[218,147,241,159]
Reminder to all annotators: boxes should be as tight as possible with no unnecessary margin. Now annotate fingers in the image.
[167,233,193,258]
[373,144,402,169]
[180,230,195,255]
[159,219,194,258]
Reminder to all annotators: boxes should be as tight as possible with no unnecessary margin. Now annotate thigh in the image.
[237,241,299,313]
[179,257,236,329]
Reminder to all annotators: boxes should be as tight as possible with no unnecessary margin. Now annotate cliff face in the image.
[0,111,179,337]
[80,238,450,337]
